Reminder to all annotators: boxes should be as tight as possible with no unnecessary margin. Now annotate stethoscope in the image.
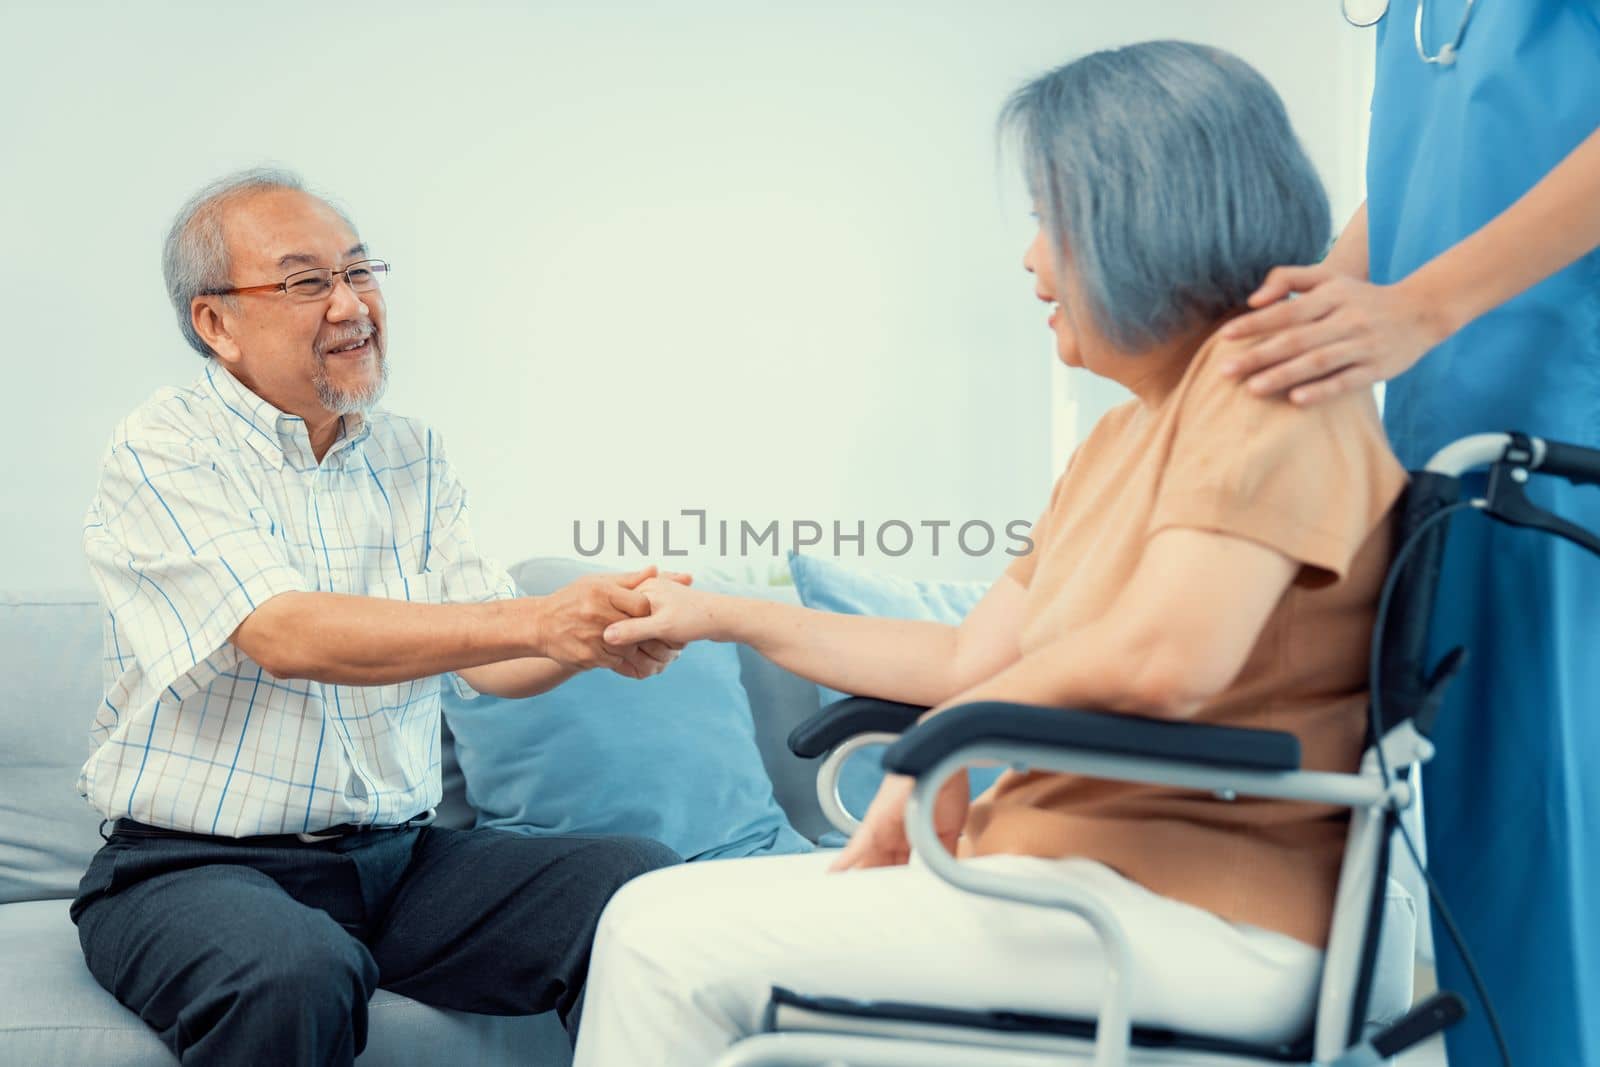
[1342,0,1479,66]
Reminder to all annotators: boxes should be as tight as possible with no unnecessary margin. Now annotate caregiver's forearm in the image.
[1324,201,1370,280]
[704,598,967,707]
[1401,125,1600,338]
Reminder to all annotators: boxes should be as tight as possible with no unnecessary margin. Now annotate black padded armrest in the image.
[787,697,930,759]
[882,701,1301,776]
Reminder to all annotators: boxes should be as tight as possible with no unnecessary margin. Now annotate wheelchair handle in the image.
[1426,431,1600,486]
[1538,438,1600,487]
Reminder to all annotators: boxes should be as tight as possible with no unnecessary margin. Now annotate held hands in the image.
[599,576,719,648]
[829,769,969,873]
[537,566,692,680]
[1219,266,1452,405]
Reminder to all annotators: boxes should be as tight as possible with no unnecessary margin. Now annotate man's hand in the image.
[1218,265,1450,405]
[534,567,695,680]
[535,567,658,673]
[612,634,684,681]
[829,770,969,873]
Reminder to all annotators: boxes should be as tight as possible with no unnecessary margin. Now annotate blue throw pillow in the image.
[786,552,1004,823]
[442,580,812,862]
[788,552,989,625]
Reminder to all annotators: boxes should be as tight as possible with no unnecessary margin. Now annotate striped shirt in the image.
[80,361,516,836]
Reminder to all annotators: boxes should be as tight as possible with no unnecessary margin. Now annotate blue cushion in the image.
[441,572,811,863]
[787,553,988,625]
[785,553,1004,822]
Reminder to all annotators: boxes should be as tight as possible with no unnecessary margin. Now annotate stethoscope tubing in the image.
[1341,0,1480,66]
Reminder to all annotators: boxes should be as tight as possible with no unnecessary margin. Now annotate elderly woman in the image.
[572,41,1405,1064]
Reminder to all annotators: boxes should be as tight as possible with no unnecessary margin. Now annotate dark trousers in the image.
[70,822,678,1066]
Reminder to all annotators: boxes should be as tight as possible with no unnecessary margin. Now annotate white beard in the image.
[312,348,389,415]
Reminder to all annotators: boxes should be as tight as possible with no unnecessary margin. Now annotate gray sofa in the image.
[0,571,830,1066]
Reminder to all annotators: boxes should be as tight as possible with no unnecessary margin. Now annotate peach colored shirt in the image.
[963,332,1407,947]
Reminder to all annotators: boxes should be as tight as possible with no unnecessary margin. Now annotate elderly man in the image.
[71,168,681,1065]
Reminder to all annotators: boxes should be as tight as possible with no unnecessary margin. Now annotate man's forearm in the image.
[1401,125,1600,338]
[233,591,542,685]
[457,656,580,700]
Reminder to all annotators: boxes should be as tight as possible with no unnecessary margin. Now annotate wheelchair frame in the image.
[716,430,1600,1067]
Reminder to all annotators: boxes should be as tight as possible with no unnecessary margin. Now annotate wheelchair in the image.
[716,431,1600,1067]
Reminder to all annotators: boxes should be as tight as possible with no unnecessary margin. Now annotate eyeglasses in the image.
[202,259,391,301]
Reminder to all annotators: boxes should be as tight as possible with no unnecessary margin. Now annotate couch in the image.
[0,573,831,1066]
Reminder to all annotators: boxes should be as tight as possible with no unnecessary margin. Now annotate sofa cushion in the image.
[0,592,112,905]
[505,559,831,843]
[443,559,813,861]
[0,898,572,1066]
[0,591,482,900]
[435,716,477,832]
[788,552,989,627]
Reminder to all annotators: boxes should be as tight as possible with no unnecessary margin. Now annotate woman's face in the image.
[1023,223,1084,369]
[1022,217,1218,403]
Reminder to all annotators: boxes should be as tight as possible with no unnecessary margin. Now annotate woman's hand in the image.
[829,770,969,872]
[1218,265,1453,406]
[601,574,715,648]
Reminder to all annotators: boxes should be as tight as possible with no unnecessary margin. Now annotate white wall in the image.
[0,1,1372,588]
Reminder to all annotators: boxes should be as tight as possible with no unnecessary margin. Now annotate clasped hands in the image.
[536,567,704,680]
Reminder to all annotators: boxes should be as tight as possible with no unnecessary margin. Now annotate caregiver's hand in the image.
[601,574,709,649]
[1218,265,1452,406]
[829,770,969,872]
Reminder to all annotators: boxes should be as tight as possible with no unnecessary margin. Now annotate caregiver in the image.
[1220,3,1600,1065]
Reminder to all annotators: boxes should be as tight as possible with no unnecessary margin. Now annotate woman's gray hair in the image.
[1002,41,1330,352]
[162,167,355,358]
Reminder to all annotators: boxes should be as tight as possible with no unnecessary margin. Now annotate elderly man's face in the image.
[208,188,388,421]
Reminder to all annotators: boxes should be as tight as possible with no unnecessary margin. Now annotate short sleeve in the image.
[420,430,517,607]
[84,439,310,696]
[1149,345,1407,585]
[1005,461,1074,589]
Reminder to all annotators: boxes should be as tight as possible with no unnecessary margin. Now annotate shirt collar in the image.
[203,361,370,471]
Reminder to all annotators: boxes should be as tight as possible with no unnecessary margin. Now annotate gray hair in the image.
[161,167,357,358]
[1002,41,1330,352]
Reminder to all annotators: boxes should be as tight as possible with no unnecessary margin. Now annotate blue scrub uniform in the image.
[1367,2,1600,1063]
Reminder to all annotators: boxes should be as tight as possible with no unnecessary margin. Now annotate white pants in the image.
[572,852,1323,1067]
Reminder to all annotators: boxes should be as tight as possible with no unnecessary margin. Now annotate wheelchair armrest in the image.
[881,701,1302,776]
[787,696,930,758]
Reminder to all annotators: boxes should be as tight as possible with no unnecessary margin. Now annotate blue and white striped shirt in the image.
[80,361,516,836]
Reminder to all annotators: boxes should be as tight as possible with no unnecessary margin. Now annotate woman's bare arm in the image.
[831,527,1301,870]
[925,528,1298,719]
[602,574,1030,709]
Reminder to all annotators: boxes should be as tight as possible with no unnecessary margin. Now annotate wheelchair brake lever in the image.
[1325,991,1466,1065]
[1483,461,1600,559]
